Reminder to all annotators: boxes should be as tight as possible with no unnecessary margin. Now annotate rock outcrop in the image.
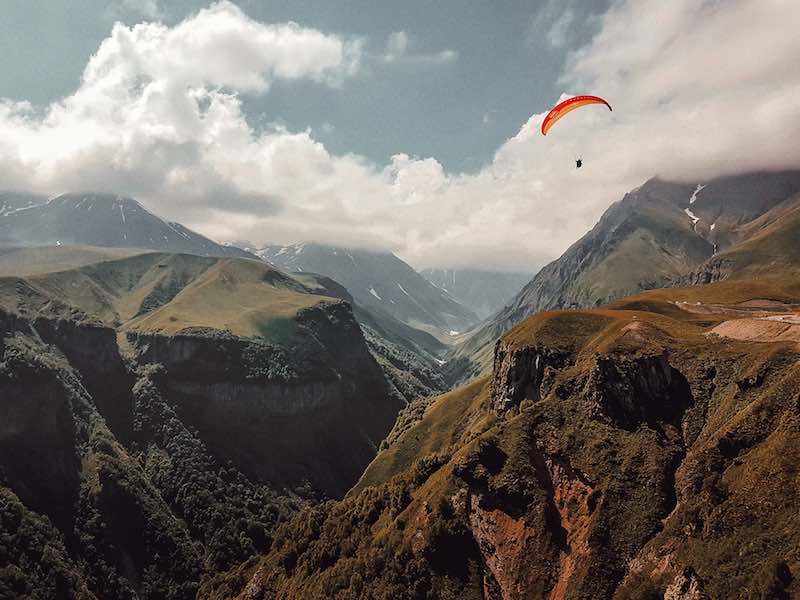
[490,342,571,412]
[584,351,693,429]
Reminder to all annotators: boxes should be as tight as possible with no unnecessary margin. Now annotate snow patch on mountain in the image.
[689,184,706,205]
[684,207,700,231]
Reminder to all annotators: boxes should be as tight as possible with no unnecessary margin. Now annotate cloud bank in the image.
[0,0,798,271]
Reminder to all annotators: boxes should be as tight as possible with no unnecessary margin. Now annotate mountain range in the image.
[259,243,480,337]
[0,193,468,404]
[451,170,800,379]
[206,170,800,600]
[222,276,800,599]
[2,169,800,599]
[420,268,532,321]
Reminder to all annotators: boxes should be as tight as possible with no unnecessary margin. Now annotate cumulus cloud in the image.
[0,0,798,272]
[0,2,364,217]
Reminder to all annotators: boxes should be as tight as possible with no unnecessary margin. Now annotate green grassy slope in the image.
[0,252,336,341]
[125,258,330,338]
[0,244,146,276]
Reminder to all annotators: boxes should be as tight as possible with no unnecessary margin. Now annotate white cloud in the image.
[382,31,458,65]
[527,0,583,50]
[1,0,799,272]
[0,2,363,206]
[546,10,574,47]
[561,0,800,181]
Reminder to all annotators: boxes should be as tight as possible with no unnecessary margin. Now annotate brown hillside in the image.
[207,279,800,600]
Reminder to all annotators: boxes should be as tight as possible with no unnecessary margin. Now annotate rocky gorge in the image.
[0,257,403,599]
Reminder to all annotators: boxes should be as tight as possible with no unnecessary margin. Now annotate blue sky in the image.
[0,0,610,173]
[0,1,797,270]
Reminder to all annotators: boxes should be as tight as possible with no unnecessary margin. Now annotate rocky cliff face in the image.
[490,335,692,429]
[127,301,399,494]
[1,311,202,599]
[489,342,572,412]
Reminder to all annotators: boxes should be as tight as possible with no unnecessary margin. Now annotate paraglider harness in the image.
[576,158,582,169]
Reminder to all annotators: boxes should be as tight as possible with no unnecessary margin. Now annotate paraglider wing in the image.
[540,95,612,136]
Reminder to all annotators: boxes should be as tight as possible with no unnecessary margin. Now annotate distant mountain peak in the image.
[421,268,533,321]
[0,191,48,216]
[452,169,800,379]
[0,190,255,259]
[259,241,479,334]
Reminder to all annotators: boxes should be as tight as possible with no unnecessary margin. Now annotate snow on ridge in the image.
[397,282,410,296]
[166,221,193,240]
[684,207,700,231]
[1,197,42,216]
[689,184,706,205]
[710,222,716,231]
[369,287,382,301]
[127,195,178,233]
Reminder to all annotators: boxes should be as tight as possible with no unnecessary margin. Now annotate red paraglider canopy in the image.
[541,95,612,136]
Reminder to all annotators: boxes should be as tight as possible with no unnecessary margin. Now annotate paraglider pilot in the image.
[540,95,612,170]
